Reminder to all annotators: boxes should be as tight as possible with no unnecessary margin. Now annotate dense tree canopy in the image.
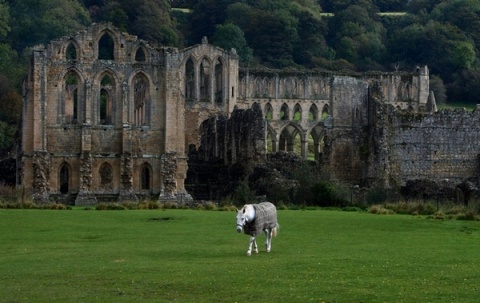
[1,0,480,149]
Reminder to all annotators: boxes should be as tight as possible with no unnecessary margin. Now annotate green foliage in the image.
[8,0,91,51]
[212,23,252,63]
[233,178,256,205]
[0,0,10,39]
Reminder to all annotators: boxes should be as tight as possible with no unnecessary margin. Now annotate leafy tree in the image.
[0,120,15,149]
[373,0,407,11]
[0,0,10,39]
[188,0,234,45]
[0,90,21,124]
[329,2,386,69]
[429,75,447,105]
[8,0,91,51]
[447,70,480,104]
[388,21,476,80]
[212,23,252,63]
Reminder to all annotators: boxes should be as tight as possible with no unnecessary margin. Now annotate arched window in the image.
[99,163,113,189]
[264,103,273,121]
[309,104,318,122]
[199,58,210,102]
[66,42,77,60]
[100,75,114,125]
[98,33,114,60]
[280,103,289,120]
[214,59,223,104]
[64,71,79,124]
[133,74,149,126]
[321,104,330,121]
[293,104,302,122]
[141,164,152,190]
[185,58,195,102]
[135,47,146,62]
[59,164,69,194]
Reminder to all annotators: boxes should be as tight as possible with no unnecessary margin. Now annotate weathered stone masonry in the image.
[21,23,480,203]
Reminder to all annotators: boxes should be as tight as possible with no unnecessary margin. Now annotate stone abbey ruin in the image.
[17,23,480,205]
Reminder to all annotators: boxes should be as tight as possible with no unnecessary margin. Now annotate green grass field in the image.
[1,209,480,302]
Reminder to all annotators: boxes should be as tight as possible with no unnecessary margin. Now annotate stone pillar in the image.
[75,151,97,205]
[118,151,138,203]
[159,152,193,204]
[32,151,50,204]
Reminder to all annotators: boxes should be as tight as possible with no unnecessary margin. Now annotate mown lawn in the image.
[1,209,479,302]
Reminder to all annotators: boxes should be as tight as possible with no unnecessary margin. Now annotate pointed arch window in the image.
[59,164,69,194]
[66,42,77,61]
[185,58,195,102]
[321,104,330,121]
[214,59,223,104]
[200,58,210,102]
[135,47,146,62]
[294,104,302,122]
[98,33,114,60]
[141,164,152,190]
[64,72,79,124]
[280,103,289,120]
[134,74,149,126]
[100,75,114,125]
[99,163,113,190]
[309,104,318,122]
[265,103,273,121]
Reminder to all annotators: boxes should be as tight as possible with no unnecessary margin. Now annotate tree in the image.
[212,23,252,63]
[329,3,386,69]
[0,0,10,39]
[8,0,91,51]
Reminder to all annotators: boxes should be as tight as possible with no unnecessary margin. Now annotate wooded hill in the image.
[1,0,479,149]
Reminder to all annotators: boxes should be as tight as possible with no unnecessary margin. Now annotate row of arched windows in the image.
[246,76,331,99]
[61,70,150,126]
[261,102,330,122]
[59,162,152,194]
[65,32,148,63]
[185,57,225,105]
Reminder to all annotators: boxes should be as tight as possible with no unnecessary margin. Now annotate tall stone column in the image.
[159,152,193,204]
[32,151,50,204]
[75,123,97,205]
[118,151,138,203]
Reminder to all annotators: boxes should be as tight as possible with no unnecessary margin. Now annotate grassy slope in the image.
[1,209,479,302]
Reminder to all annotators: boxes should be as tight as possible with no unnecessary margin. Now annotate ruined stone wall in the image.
[385,108,480,185]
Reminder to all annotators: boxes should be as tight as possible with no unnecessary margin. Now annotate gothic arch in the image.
[307,124,326,161]
[321,104,330,121]
[280,103,289,120]
[213,57,225,105]
[59,163,71,194]
[65,40,80,61]
[95,70,119,126]
[185,57,196,102]
[130,72,151,126]
[199,57,212,102]
[135,45,148,62]
[278,123,304,156]
[99,162,113,190]
[293,103,302,122]
[264,103,274,121]
[140,163,152,190]
[61,69,84,124]
[309,104,319,122]
[97,31,116,60]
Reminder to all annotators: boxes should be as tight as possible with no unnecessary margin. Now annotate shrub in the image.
[369,205,394,215]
